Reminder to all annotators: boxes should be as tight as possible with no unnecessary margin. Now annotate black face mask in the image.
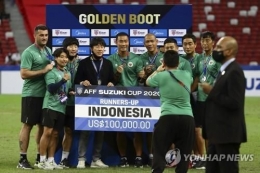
[92,51,102,60]
[68,53,78,61]
[212,50,225,62]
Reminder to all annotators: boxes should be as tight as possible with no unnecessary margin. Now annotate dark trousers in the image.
[206,143,240,173]
[152,115,195,173]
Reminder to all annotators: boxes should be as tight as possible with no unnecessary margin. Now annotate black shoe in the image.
[193,159,206,169]
[119,157,129,167]
[58,158,70,168]
[134,157,143,168]
[17,159,34,169]
[34,161,39,167]
[147,157,153,167]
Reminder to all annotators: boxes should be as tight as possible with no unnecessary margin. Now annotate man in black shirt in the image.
[74,37,115,168]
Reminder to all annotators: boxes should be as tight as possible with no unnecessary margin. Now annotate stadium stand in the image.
[61,0,145,4]
[2,0,259,65]
[0,0,17,64]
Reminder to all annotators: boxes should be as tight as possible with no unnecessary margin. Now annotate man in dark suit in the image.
[200,36,247,173]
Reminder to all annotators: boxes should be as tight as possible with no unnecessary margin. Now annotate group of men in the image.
[17,24,247,173]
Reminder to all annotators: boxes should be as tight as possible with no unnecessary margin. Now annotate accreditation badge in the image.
[201,76,206,82]
[98,79,102,85]
[59,92,68,104]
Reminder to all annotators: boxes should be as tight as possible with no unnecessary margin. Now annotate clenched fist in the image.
[116,65,124,73]
[144,65,155,75]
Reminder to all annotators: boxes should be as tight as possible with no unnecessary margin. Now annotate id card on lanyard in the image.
[58,69,67,103]
[91,57,103,85]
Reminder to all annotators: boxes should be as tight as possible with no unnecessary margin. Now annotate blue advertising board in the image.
[46,4,192,56]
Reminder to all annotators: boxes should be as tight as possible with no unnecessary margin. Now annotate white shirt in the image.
[220,58,235,72]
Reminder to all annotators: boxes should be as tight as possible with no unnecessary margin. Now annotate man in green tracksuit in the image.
[181,33,206,169]
[163,37,192,74]
[146,50,195,173]
[139,33,163,166]
[38,48,73,170]
[108,32,145,168]
[197,31,221,168]
[17,24,53,169]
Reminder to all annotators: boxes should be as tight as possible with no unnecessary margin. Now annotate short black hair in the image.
[52,48,69,58]
[164,37,178,46]
[182,33,196,43]
[115,32,129,41]
[62,37,79,48]
[90,37,106,48]
[163,50,179,68]
[34,24,48,33]
[200,31,215,40]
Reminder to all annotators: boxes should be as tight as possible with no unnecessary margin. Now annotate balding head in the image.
[213,36,238,63]
[144,33,156,39]
[217,36,238,56]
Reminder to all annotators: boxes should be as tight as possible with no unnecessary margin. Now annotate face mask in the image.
[68,55,75,61]
[212,50,225,62]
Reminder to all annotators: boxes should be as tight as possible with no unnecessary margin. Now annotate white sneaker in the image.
[37,161,46,169]
[91,159,109,168]
[77,160,85,169]
[43,161,54,170]
[49,160,63,169]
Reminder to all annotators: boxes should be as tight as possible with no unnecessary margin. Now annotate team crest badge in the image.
[94,30,99,35]
[191,64,195,69]
[159,58,163,63]
[209,60,214,65]
[133,30,137,35]
[77,87,83,95]
[55,30,59,35]
[128,62,133,67]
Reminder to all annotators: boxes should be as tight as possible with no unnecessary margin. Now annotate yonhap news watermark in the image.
[187,154,254,162]
[166,148,254,166]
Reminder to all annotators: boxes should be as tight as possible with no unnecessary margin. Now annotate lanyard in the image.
[148,52,158,65]
[118,52,129,66]
[91,57,103,79]
[68,59,79,84]
[34,44,53,61]
[189,57,194,65]
[45,47,54,61]
[168,71,190,94]
[57,68,66,92]
[203,55,211,76]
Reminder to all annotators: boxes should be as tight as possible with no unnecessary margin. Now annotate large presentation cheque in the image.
[74,85,160,132]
